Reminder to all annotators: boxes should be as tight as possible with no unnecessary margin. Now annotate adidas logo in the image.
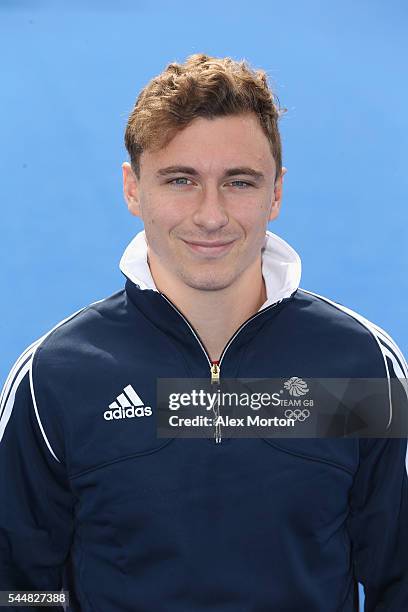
[104,384,152,420]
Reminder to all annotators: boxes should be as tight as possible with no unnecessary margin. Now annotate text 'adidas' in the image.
[104,384,152,420]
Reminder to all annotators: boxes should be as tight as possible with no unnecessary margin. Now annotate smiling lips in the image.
[182,238,236,256]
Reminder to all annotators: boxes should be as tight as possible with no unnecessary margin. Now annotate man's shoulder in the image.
[294,287,407,378]
[41,287,125,345]
[6,288,127,378]
[295,286,397,339]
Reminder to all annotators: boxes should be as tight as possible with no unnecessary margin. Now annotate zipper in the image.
[210,361,220,383]
[160,293,285,443]
[210,360,221,443]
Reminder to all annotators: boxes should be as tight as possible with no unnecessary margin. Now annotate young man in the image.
[1,54,407,611]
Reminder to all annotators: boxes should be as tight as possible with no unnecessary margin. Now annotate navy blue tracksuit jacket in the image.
[1,229,407,611]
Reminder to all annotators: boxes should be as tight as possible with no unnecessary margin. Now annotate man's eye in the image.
[169,177,193,186]
[230,180,252,188]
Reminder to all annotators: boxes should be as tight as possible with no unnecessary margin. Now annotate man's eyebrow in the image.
[224,167,264,181]
[156,165,265,180]
[156,166,200,177]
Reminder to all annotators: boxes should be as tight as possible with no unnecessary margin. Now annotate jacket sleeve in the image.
[347,345,408,611]
[0,347,75,610]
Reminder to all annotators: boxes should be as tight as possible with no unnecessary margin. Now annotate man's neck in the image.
[147,255,267,362]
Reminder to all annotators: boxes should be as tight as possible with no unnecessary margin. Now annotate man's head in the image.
[122,53,287,293]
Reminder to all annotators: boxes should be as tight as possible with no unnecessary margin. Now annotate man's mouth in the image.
[181,238,236,256]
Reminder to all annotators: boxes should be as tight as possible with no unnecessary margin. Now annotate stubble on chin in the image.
[174,260,239,292]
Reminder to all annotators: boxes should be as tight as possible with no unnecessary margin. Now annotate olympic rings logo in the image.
[284,409,310,421]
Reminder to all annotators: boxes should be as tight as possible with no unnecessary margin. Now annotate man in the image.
[0,53,407,611]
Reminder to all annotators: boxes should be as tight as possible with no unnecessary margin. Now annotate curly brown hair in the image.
[124,53,286,182]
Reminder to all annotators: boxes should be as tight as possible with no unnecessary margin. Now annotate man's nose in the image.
[192,185,229,231]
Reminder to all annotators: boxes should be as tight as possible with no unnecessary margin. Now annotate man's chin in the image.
[178,272,236,292]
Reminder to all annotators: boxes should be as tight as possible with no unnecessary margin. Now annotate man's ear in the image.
[122,162,142,219]
[268,166,287,222]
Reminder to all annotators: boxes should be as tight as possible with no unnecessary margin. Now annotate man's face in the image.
[122,112,285,292]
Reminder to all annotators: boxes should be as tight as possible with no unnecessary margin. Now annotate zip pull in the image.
[210,360,220,384]
[210,360,222,443]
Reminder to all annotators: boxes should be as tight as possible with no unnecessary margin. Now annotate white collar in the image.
[120,229,301,311]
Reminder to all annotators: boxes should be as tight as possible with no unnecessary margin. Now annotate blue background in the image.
[1,0,407,383]
[1,1,407,606]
